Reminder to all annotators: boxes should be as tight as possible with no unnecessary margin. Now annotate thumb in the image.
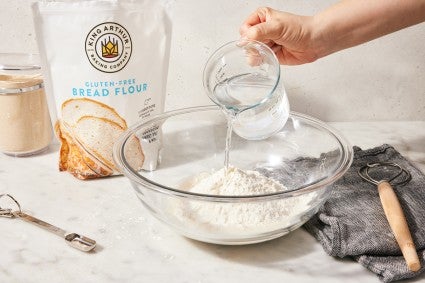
[245,21,281,42]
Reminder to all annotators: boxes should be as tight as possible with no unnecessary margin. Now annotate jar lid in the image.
[0,74,43,94]
[0,53,43,94]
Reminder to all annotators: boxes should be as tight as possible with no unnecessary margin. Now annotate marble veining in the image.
[0,121,424,283]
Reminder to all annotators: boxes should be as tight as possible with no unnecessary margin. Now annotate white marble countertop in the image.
[1,121,424,283]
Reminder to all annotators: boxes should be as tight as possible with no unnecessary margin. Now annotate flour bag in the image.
[33,0,172,179]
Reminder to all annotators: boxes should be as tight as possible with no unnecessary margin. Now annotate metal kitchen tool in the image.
[0,194,96,252]
[358,162,420,272]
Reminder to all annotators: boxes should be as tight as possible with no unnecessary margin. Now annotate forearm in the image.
[313,0,425,57]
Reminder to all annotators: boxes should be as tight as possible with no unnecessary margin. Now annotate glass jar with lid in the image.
[0,53,52,156]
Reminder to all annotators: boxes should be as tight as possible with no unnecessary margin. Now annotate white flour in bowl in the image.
[175,166,317,234]
[189,166,285,196]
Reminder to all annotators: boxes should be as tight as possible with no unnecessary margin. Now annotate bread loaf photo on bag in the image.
[56,98,144,180]
[56,121,113,179]
[62,98,127,129]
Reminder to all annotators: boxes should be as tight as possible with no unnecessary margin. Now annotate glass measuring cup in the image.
[203,39,289,140]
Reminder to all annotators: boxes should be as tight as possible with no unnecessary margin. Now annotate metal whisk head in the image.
[358,162,411,186]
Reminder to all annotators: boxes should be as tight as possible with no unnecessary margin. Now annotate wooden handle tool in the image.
[378,181,421,272]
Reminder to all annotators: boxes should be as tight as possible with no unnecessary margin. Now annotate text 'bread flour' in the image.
[32,0,172,179]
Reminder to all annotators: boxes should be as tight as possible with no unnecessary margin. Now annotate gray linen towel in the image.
[304,144,425,282]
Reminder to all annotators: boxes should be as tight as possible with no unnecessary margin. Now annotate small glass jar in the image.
[0,54,52,156]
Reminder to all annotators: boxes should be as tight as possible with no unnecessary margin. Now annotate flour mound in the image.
[190,166,285,196]
[176,166,316,233]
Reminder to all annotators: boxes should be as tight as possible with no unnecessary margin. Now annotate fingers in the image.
[242,7,270,28]
[245,22,283,42]
[240,7,284,44]
[239,23,251,38]
[239,7,317,65]
[239,7,272,38]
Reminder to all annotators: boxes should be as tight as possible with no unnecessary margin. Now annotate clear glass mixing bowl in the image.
[113,106,353,245]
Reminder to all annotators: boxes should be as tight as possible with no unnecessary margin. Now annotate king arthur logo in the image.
[85,22,132,73]
[102,37,119,58]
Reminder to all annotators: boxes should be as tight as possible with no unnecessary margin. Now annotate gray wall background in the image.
[1,0,424,121]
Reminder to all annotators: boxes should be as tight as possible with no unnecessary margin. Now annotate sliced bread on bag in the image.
[59,98,126,178]
[62,98,127,129]
[55,121,113,179]
[73,116,144,172]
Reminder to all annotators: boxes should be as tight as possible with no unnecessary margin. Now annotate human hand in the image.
[239,7,321,65]
[240,2,425,65]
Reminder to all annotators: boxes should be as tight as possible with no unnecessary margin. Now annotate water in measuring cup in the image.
[213,73,273,109]
[213,73,289,140]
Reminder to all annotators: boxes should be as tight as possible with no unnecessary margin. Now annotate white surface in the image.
[0,0,424,121]
[1,121,425,283]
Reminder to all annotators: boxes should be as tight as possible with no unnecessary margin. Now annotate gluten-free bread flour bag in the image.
[33,0,172,179]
